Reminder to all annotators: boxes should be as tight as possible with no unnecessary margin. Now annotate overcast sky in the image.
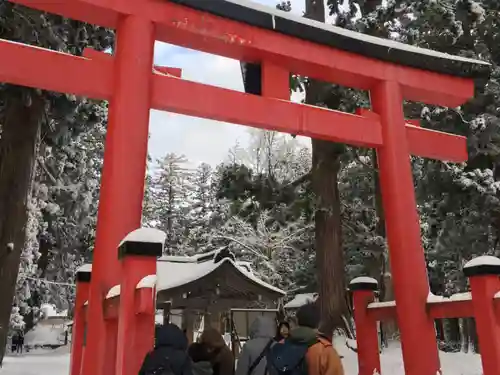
[148,0,306,167]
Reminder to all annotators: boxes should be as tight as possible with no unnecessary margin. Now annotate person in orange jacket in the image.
[267,303,344,375]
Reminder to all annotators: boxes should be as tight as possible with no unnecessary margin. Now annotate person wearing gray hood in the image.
[236,316,276,375]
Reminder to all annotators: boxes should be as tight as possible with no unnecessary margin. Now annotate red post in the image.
[261,62,289,100]
[134,287,158,372]
[102,317,118,375]
[70,265,91,375]
[82,14,155,375]
[350,277,381,375]
[464,256,500,375]
[371,80,440,375]
[115,228,165,375]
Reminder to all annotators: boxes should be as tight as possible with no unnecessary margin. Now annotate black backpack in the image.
[140,352,190,375]
[142,357,176,375]
[145,366,175,375]
[266,341,308,375]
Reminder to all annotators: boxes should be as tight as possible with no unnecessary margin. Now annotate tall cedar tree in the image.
[302,0,350,335]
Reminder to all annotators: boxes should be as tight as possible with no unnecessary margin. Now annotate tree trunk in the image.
[444,318,461,352]
[0,88,43,365]
[305,0,349,337]
[311,138,348,335]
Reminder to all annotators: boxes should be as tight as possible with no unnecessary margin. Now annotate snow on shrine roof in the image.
[284,293,318,309]
[156,250,284,295]
[168,0,490,79]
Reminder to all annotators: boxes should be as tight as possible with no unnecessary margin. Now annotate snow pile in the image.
[24,324,67,347]
[137,275,157,289]
[350,276,378,286]
[427,292,472,303]
[40,304,58,318]
[106,285,121,299]
[368,300,396,309]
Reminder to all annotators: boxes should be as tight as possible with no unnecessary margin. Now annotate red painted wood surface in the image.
[357,108,468,162]
[70,279,91,375]
[352,290,381,375]
[366,299,476,321]
[372,80,440,375]
[469,275,500,375]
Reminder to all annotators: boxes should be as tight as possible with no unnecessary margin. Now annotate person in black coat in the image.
[17,332,24,354]
[139,324,193,375]
[11,334,18,354]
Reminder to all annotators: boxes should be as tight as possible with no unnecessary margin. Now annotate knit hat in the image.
[296,303,321,329]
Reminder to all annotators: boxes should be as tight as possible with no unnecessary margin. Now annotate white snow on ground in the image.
[2,347,70,375]
[2,339,484,375]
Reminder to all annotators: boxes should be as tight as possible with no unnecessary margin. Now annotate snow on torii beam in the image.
[0,39,467,162]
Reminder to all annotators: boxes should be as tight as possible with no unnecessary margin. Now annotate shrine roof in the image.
[156,248,285,297]
[169,0,490,79]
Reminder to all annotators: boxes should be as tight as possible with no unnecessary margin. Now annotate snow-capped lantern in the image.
[76,264,92,283]
[463,255,500,277]
[118,228,166,259]
[349,277,379,292]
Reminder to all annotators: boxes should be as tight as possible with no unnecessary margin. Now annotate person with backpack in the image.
[267,303,344,375]
[138,323,193,375]
[235,315,276,375]
[189,342,214,375]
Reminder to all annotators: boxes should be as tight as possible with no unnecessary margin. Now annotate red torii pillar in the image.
[115,228,164,375]
[464,256,500,375]
[350,277,381,375]
[81,16,155,375]
[70,265,92,375]
[371,81,441,374]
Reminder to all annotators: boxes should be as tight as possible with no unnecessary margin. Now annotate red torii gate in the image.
[1,0,490,375]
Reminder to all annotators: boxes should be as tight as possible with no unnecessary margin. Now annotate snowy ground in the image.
[2,347,70,375]
[1,341,483,375]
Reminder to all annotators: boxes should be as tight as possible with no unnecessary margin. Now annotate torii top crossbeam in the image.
[3,0,489,158]
[1,1,490,375]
